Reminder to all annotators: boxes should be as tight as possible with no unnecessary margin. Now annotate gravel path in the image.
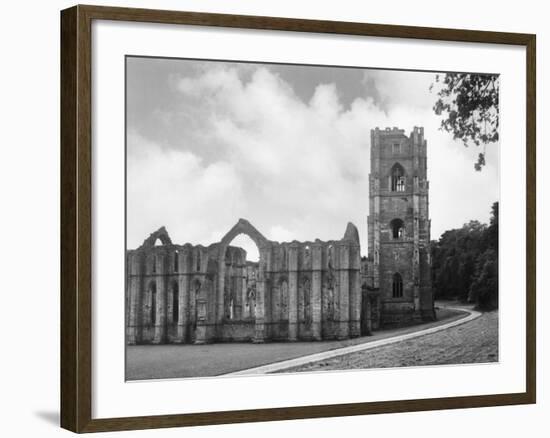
[279,310,498,373]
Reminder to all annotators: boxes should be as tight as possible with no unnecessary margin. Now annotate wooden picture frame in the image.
[60,4,536,433]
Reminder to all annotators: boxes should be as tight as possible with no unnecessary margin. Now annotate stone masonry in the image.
[126,126,435,345]
[365,127,436,324]
[126,220,363,344]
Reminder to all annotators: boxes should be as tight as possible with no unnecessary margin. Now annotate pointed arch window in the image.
[390,218,405,239]
[391,163,406,192]
[392,273,403,298]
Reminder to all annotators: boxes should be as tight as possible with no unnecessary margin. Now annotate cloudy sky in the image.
[126,57,499,260]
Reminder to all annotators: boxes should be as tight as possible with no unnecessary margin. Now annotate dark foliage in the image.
[431,202,498,310]
[432,73,499,171]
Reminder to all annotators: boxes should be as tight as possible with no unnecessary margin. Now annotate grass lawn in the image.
[126,305,468,380]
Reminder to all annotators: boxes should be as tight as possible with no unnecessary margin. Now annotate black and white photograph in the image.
[1,0,544,435]
[124,56,500,380]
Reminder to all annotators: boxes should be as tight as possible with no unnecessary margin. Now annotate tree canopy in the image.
[431,202,498,310]
[432,73,499,171]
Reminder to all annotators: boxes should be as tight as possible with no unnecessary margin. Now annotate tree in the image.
[468,202,499,310]
[468,249,498,310]
[432,73,499,171]
[431,202,499,310]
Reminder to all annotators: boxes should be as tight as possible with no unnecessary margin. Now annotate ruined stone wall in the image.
[126,226,223,345]
[126,127,436,344]
[127,220,362,344]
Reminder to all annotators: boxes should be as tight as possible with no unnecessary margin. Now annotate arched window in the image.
[149,282,157,325]
[392,273,403,298]
[196,251,201,272]
[391,163,406,192]
[172,281,179,324]
[174,250,179,272]
[152,255,156,273]
[390,218,405,239]
[327,244,334,270]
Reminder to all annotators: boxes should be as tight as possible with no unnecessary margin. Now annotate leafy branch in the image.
[432,73,500,171]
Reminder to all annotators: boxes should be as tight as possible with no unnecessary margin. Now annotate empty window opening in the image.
[391,163,406,192]
[390,218,405,239]
[228,234,259,262]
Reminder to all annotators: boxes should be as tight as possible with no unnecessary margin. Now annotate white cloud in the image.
[127,131,245,248]
[127,64,499,254]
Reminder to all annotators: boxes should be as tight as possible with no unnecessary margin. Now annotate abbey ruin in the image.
[126,126,435,345]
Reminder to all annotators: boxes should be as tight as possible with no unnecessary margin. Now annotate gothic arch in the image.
[219,218,269,250]
[389,162,406,192]
[140,226,173,249]
[389,162,406,177]
[392,272,403,298]
[217,219,269,334]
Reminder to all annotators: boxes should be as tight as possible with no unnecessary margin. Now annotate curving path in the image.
[224,306,481,376]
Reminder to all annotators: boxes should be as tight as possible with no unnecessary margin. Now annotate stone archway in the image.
[139,226,172,248]
[217,219,270,343]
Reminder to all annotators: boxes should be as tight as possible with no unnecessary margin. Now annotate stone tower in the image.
[367,127,435,324]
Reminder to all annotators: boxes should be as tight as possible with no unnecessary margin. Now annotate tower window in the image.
[390,218,405,239]
[393,143,400,155]
[174,250,179,272]
[391,163,405,192]
[396,178,405,191]
[196,252,201,272]
[152,255,156,274]
[392,273,403,298]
